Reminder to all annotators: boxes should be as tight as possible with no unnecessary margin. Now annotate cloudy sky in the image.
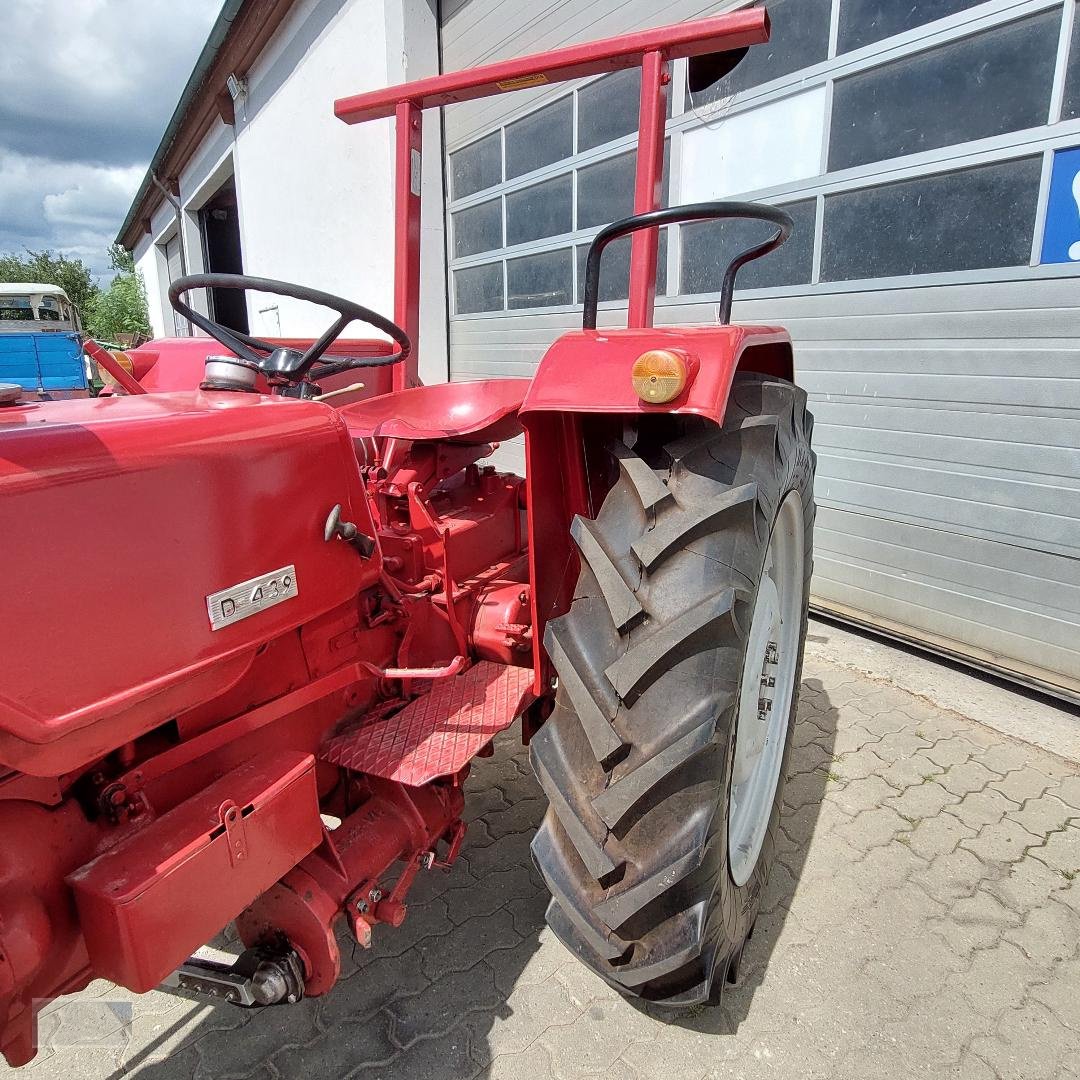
[0,0,222,280]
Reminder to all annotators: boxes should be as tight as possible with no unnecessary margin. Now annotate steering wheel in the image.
[168,273,411,385]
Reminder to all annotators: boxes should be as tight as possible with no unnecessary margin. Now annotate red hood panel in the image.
[0,391,376,774]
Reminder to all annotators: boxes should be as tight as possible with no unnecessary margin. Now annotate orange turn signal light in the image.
[631,349,689,404]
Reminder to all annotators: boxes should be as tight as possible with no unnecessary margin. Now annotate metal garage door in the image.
[439,0,1080,701]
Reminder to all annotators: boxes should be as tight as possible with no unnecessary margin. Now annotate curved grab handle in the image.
[582,200,794,329]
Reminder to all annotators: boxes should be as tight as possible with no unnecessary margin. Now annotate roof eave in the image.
[117,0,297,250]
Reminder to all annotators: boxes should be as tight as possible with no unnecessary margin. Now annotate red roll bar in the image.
[335,9,771,388]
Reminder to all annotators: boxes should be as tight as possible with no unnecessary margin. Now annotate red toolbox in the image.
[67,751,322,991]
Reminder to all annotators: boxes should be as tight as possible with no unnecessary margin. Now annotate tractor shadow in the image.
[103,681,836,1080]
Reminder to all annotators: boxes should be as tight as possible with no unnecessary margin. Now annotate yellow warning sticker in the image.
[495,73,549,91]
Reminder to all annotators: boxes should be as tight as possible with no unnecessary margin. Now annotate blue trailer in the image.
[0,283,89,398]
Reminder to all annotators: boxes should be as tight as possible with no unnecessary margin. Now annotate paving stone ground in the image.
[9,640,1080,1080]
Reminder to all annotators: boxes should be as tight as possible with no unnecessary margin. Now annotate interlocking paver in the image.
[356,1023,479,1080]
[538,1000,636,1080]
[946,939,1045,1017]
[319,949,429,1026]
[1012,793,1074,839]
[466,976,580,1063]
[976,741,1044,777]
[1004,898,1080,964]
[829,774,898,817]
[993,768,1056,806]
[983,853,1071,914]
[946,787,1018,830]
[1030,823,1080,877]
[968,1002,1077,1080]
[502,890,549,938]
[884,777,960,821]
[961,816,1049,866]
[269,1011,396,1079]
[938,759,1001,798]
[1051,773,1080,809]
[1029,956,1080,1032]
[386,964,503,1047]
[831,744,890,782]
[441,864,538,925]
[922,735,984,770]
[929,889,1022,954]
[414,908,522,982]
[910,845,990,905]
[874,990,992,1075]
[484,929,567,995]
[483,1039,558,1080]
[11,646,1080,1080]
[877,751,945,790]
[906,809,977,861]
[834,805,911,850]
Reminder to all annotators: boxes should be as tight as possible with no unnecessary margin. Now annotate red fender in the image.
[518,324,794,695]
[519,325,793,424]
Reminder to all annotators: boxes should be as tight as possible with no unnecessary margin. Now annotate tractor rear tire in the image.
[530,373,815,1005]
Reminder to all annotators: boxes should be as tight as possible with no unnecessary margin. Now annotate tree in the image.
[0,249,99,317]
[106,243,136,275]
[84,245,152,342]
[0,244,152,343]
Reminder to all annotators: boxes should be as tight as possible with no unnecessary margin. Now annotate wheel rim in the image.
[728,491,805,887]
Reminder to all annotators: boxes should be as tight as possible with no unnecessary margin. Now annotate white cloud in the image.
[0,0,220,277]
[43,165,145,231]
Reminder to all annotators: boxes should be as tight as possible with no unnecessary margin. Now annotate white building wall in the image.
[134,0,446,383]
[132,201,179,339]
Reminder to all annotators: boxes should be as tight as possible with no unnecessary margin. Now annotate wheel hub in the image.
[728,492,805,887]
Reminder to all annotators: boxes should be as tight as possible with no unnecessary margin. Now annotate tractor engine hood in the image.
[0,391,377,776]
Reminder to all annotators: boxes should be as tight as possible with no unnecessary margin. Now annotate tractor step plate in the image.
[321,661,534,786]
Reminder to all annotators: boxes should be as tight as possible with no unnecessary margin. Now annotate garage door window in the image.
[821,158,1043,280]
[447,67,669,315]
[448,0,1078,317]
[508,249,574,308]
[452,197,502,258]
[505,97,573,180]
[454,263,503,314]
[829,11,1060,171]
[1062,0,1080,120]
[450,130,501,199]
[577,152,636,231]
[505,174,573,246]
[681,199,817,294]
[578,66,641,152]
[576,232,669,303]
[837,0,986,54]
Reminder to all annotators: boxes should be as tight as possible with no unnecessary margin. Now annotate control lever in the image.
[324,503,376,559]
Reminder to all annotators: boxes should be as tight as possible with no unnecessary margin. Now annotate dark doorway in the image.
[199,177,249,335]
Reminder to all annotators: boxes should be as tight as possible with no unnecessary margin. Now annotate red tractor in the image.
[0,8,814,1065]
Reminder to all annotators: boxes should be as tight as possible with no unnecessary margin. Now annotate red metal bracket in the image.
[83,339,147,396]
[218,800,248,867]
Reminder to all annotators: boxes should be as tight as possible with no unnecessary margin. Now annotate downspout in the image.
[151,171,192,335]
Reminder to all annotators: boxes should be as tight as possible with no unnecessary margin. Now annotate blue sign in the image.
[1041,146,1080,264]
